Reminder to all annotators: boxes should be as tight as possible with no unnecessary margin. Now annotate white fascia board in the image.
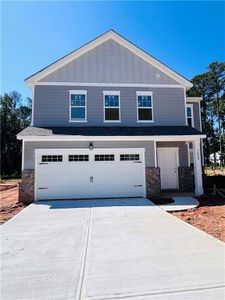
[17,134,206,142]
[111,32,192,89]
[33,82,183,88]
[25,30,192,89]
[25,31,113,85]
[186,97,202,103]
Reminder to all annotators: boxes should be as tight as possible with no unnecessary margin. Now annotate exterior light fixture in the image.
[89,142,93,150]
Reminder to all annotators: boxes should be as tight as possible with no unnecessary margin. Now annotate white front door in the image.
[35,148,146,200]
[157,148,179,190]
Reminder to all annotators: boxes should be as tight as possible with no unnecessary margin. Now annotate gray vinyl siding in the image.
[33,86,186,127]
[156,142,188,166]
[40,39,179,85]
[24,141,155,169]
[187,102,201,131]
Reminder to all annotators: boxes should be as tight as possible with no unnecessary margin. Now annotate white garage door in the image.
[35,148,146,200]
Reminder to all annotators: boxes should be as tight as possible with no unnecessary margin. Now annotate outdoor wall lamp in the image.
[89,142,93,150]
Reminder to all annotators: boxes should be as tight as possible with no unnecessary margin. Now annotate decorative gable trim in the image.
[25,30,192,90]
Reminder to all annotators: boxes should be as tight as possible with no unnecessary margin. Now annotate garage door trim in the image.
[34,148,146,201]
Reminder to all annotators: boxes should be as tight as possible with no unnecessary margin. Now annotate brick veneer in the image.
[178,166,194,192]
[19,170,35,204]
[18,167,193,203]
[145,167,161,197]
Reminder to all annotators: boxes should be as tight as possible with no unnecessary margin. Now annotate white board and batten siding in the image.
[35,148,146,201]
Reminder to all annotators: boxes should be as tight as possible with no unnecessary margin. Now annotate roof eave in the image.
[17,134,206,141]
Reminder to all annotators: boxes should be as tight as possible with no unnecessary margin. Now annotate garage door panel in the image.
[35,149,145,200]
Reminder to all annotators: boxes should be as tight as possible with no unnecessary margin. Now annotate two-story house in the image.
[17,30,205,203]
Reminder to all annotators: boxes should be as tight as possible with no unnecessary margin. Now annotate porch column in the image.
[193,139,203,196]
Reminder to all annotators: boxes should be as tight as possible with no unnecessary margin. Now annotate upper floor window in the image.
[69,90,87,122]
[186,104,194,127]
[103,91,120,122]
[137,91,153,122]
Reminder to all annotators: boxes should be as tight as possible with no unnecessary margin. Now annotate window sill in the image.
[69,119,87,123]
[104,120,121,123]
[137,120,154,123]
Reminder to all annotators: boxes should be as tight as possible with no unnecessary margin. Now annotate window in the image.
[137,92,153,122]
[95,154,114,161]
[70,90,87,122]
[186,104,194,127]
[42,155,63,162]
[120,154,140,161]
[104,91,120,122]
[188,143,194,167]
[189,149,194,167]
[68,155,89,162]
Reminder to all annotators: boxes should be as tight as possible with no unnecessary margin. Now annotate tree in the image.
[187,73,214,164]
[207,62,225,168]
[0,92,31,178]
[187,61,225,167]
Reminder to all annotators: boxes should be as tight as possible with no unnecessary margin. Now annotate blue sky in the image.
[1,1,225,99]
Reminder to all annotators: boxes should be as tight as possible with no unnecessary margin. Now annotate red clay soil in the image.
[0,186,27,224]
[0,184,17,191]
[171,195,225,242]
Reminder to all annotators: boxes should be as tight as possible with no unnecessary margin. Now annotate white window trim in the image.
[189,148,194,166]
[69,90,87,122]
[136,91,154,123]
[31,86,35,126]
[103,91,121,123]
[186,104,194,127]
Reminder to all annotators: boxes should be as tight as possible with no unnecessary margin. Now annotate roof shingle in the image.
[17,126,205,137]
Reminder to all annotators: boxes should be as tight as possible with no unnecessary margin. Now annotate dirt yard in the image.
[0,185,27,224]
[171,195,225,242]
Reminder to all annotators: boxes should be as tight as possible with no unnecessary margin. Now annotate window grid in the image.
[104,92,120,122]
[68,155,89,162]
[120,154,140,161]
[186,105,193,127]
[70,92,87,121]
[42,155,63,162]
[137,93,153,122]
[95,154,114,161]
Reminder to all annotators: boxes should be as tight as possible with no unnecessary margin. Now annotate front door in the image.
[157,148,179,190]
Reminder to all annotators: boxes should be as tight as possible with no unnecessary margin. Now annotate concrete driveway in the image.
[1,198,224,300]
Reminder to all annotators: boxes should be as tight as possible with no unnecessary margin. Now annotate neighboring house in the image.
[17,30,205,203]
[209,152,221,165]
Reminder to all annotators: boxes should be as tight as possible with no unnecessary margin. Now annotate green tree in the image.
[187,61,225,167]
[187,72,214,164]
[207,62,225,168]
[0,91,31,177]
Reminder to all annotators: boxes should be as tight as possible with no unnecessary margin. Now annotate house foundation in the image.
[145,167,161,197]
[178,166,194,192]
[19,170,35,204]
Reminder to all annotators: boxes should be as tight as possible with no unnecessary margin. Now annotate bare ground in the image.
[171,195,225,242]
[0,185,27,224]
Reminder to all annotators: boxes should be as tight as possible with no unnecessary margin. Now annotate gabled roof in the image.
[25,29,192,89]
